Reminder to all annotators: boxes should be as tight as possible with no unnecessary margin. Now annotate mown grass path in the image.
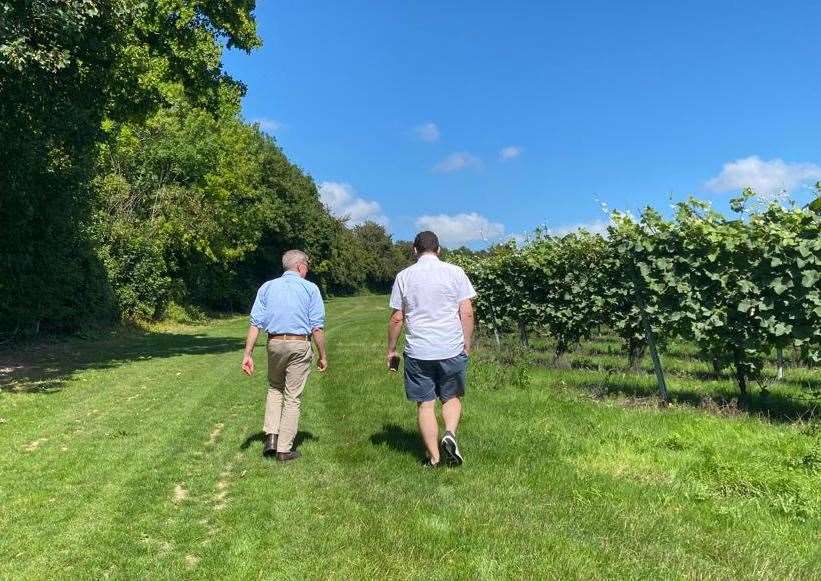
[1,296,819,579]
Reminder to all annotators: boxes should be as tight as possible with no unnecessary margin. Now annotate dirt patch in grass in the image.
[207,423,224,446]
[212,453,243,511]
[214,472,230,510]
[24,438,48,452]
[173,484,189,503]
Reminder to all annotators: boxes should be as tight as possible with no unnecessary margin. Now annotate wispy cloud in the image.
[319,182,389,227]
[415,212,504,247]
[705,156,821,194]
[432,152,481,173]
[505,232,529,246]
[413,121,440,142]
[253,118,286,134]
[548,219,610,237]
[499,145,523,161]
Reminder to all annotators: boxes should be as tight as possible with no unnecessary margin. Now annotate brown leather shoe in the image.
[263,433,277,457]
[276,450,301,462]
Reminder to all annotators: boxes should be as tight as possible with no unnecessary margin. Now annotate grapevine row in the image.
[451,193,821,395]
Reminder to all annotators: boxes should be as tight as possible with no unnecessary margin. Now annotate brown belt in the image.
[268,333,309,341]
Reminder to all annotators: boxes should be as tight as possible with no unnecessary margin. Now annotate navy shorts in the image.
[403,352,468,402]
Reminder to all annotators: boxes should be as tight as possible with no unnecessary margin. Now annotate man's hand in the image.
[463,345,471,357]
[241,355,254,376]
[242,326,260,376]
[312,328,328,372]
[387,350,400,371]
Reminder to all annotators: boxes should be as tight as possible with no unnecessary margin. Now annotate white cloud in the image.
[415,212,505,247]
[253,118,285,134]
[705,156,821,194]
[432,152,480,173]
[318,182,389,227]
[549,219,610,237]
[499,145,523,160]
[414,121,440,142]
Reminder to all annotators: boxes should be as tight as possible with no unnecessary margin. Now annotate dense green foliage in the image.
[0,0,260,333]
[456,193,821,394]
[90,93,407,320]
[1,2,411,335]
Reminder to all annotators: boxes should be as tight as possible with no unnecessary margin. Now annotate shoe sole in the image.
[441,435,463,466]
[276,451,301,462]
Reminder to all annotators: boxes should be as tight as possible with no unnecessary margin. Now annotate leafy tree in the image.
[353,221,410,291]
[0,0,260,334]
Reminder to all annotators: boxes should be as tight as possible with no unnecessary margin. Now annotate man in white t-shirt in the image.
[387,231,476,467]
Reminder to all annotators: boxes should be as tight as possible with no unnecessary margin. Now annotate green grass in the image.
[1,295,819,579]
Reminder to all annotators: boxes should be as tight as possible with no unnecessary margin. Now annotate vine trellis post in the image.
[630,265,669,403]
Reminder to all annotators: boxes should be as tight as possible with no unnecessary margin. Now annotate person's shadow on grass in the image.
[369,423,424,459]
[240,431,318,452]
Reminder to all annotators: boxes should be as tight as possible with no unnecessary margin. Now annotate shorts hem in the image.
[438,392,465,402]
[406,394,437,403]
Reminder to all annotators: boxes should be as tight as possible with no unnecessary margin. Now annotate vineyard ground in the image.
[515,333,821,423]
[1,295,819,579]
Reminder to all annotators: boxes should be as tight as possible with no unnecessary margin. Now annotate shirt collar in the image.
[282,271,300,278]
[417,254,440,262]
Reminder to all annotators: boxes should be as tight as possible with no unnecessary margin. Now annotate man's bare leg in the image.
[417,401,440,463]
[442,397,462,434]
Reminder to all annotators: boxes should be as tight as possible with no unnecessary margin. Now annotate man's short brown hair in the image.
[413,231,439,254]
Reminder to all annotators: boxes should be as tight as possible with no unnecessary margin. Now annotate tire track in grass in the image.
[190,297,386,578]
[289,297,404,575]
[5,345,250,577]
[144,305,368,576]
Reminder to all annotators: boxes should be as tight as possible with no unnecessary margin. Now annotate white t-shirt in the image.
[389,254,477,360]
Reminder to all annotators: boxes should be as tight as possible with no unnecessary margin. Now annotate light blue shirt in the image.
[249,272,325,334]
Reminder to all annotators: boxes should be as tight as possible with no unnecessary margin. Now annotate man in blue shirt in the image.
[241,250,328,462]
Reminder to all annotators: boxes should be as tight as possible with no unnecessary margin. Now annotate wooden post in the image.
[776,347,784,381]
[518,320,529,347]
[630,264,669,403]
[487,299,502,349]
[641,310,669,403]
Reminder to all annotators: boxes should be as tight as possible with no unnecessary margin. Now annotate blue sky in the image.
[223,1,821,246]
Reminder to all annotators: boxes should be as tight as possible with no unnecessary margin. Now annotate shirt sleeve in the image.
[389,276,403,310]
[308,285,325,330]
[249,283,268,329]
[456,269,477,302]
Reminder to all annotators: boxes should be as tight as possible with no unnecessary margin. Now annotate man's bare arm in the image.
[312,328,328,371]
[241,326,261,375]
[387,309,404,367]
[458,299,475,355]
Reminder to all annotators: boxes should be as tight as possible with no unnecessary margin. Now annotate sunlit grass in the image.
[1,295,819,578]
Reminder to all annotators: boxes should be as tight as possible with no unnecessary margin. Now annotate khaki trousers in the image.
[263,339,313,453]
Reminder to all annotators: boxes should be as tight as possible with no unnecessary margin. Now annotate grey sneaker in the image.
[420,458,441,468]
[441,431,463,466]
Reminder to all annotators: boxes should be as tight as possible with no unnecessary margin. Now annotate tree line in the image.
[451,192,821,395]
[1,1,410,337]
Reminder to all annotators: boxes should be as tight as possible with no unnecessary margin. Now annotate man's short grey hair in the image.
[282,249,309,270]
